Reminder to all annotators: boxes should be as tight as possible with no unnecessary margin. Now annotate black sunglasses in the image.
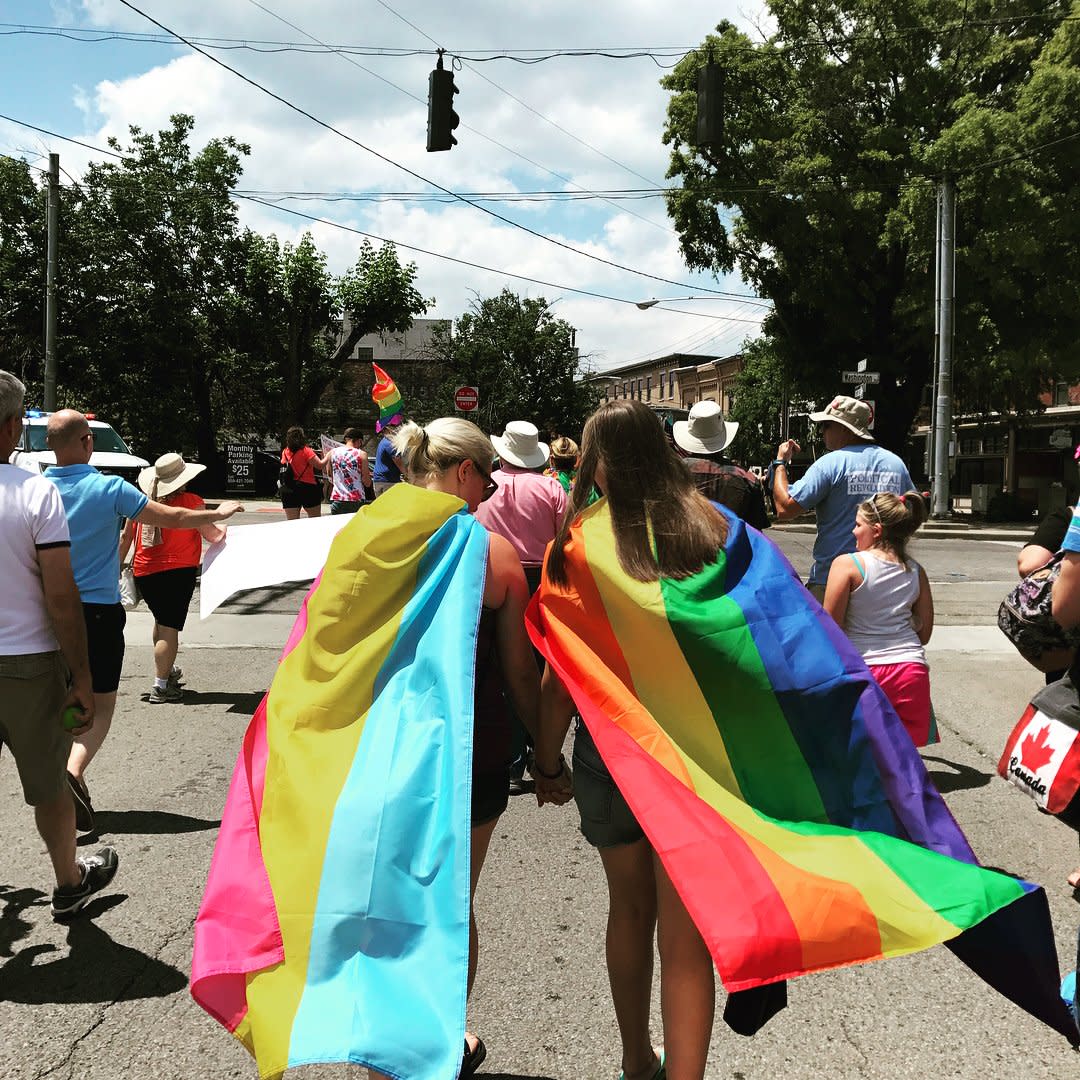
[472,461,498,502]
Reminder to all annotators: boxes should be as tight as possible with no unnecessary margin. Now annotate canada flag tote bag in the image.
[999,672,1080,830]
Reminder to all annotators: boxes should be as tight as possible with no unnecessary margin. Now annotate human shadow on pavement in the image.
[922,754,993,794]
[84,809,221,838]
[0,894,188,1004]
[181,690,264,715]
[0,885,47,957]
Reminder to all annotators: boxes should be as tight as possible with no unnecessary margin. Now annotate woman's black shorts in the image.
[281,480,323,510]
[137,566,198,632]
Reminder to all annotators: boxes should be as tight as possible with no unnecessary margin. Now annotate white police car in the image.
[13,410,149,486]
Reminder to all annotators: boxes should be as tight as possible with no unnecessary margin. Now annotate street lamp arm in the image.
[635,295,774,311]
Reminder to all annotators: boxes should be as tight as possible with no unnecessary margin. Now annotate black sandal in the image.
[461,1035,487,1077]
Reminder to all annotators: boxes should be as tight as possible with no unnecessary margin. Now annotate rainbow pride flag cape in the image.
[191,485,489,1079]
[527,499,1078,1043]
[372,362,403,432]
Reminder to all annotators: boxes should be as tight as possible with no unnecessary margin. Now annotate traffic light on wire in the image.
[427,52,459,152]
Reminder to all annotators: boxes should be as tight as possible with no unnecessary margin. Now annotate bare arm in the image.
[360,451,372,488]
[136,499,243,530]
[535,664,575,776]
[771,439,805,521]
[1053,552,1080,630]
[913,564,934,645]
[119,518,135,562]
[823,555,858,627]
[487,535,540,738]
[1018,544,1055,578]
[38,546,95,732]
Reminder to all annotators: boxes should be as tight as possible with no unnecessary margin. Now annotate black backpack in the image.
[277,456,297,497]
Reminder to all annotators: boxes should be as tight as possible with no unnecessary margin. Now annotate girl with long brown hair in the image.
[535,399,727,1080]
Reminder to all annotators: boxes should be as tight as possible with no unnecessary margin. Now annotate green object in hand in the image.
[62,705,85,731]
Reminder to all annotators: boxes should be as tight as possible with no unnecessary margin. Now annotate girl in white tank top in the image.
[823,491,937,747]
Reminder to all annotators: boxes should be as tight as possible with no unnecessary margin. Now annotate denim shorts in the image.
[572,723,645,849]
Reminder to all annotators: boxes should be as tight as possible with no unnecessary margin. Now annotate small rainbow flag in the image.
[372,362,403,432]
[527,499,1078,1042]
[191,485,489,1079]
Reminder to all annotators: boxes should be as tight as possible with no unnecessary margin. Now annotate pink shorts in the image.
[869,662,937,748]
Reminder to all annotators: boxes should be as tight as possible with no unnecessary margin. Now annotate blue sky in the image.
[0,1,771,371]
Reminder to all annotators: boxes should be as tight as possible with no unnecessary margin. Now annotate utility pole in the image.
[44,152,59,411]
[931,177,956,518]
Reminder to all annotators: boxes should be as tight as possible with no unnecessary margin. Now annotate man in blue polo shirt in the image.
[772,395,913,600]
[45,409,241,830]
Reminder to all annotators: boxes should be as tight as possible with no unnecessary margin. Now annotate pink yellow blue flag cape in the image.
[190,484,489,1079]
[526,498,1079,1044]
[372,362,403,432]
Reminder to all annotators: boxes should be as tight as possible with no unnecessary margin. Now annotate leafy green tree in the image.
[418,290,601,437]
[0,156,45,388]
[662,1,1078,451]
[59,113,249,465]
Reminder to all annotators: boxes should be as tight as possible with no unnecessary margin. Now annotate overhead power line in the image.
[0,23,695,62]
[115,0,735,297]
[0,114,768,316]
[241,0,674,236]
[4,11,1076,62]
[372,0,667,193]
[235,195,767,325]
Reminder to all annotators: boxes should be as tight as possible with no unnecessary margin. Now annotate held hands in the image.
[530,755,574,808]
[776,439,801,463]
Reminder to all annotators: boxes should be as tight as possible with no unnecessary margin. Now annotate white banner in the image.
[199,515,353,619]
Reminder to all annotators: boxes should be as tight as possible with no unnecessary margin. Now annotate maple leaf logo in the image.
[1020,725,1055,773]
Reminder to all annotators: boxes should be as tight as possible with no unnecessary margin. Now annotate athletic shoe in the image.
[168,666,184,688]
[148,684,183,704]
[66,771,95,833]
[51,847,119,919]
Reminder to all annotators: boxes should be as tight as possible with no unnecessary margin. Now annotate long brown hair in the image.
[284,425,306,453]
[546,399,728,586]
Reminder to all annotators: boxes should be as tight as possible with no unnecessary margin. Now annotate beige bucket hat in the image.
[672,401,739,455]
[138,452,206,499]
[809,395,874,440]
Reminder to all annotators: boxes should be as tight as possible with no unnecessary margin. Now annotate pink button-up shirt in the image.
[474,464,567,566]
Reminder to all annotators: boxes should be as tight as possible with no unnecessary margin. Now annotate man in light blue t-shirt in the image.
[772,395,913,599]
[44,409,241,831]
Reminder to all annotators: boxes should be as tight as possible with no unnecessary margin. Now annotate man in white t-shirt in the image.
[0,371,119,919]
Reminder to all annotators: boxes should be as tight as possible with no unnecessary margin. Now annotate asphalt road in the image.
[3,514,1079,1080]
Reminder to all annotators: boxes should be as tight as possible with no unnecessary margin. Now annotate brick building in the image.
[588,351,743,421]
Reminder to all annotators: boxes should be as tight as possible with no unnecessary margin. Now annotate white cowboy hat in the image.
[809,395,874,440]
[138,452,206,498]
[491,421,549,470]
[672,401,739,456]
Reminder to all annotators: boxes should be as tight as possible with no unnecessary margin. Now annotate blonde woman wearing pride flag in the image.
[192,418,541,1080]
[531,399,1077,1080]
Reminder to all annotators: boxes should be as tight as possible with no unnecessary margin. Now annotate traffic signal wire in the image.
[244,0,674,237]
[372,0,669,195]
[0,110,769,310]
[114,0,742,299]
[236,193,767,323]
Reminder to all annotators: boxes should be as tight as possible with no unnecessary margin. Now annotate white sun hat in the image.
[672,401,739,456]
[491,421,550,470]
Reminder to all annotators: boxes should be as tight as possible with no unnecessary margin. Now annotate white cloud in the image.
[58,0,769,368]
